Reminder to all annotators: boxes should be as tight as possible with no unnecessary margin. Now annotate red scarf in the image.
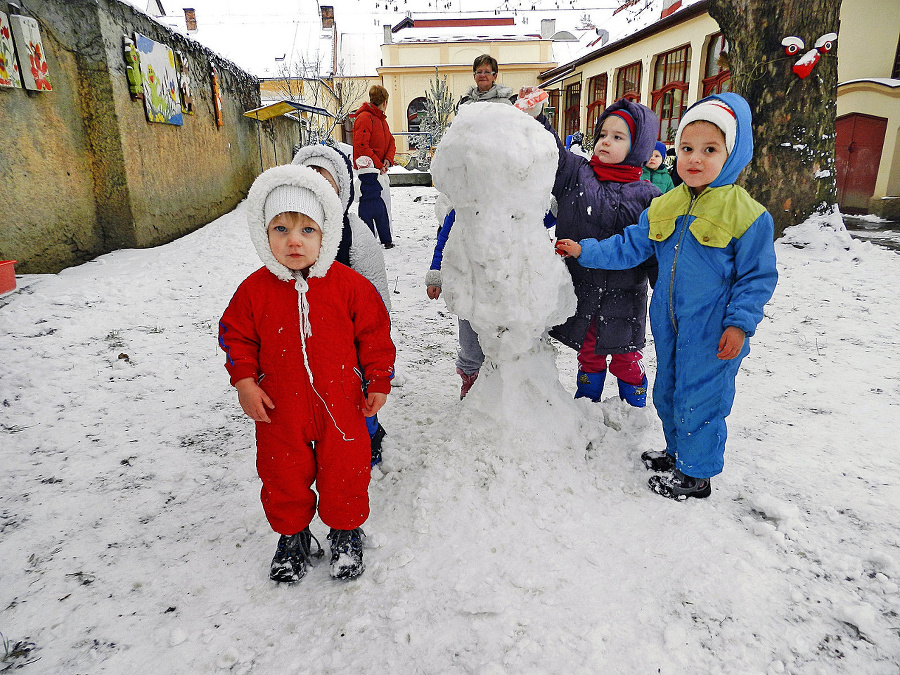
[589,156,643,183]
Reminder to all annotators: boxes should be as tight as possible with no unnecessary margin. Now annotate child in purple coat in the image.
[537,98,661,406]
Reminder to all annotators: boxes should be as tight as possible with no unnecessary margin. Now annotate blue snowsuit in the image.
[575,93,778,478]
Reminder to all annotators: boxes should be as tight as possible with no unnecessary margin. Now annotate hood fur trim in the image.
[246,165,343,282]
[291,144,352,215]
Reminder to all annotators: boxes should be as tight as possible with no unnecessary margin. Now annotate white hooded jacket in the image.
[292,145,391,311]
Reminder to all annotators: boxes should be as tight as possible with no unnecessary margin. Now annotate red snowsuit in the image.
[219,263,394,535]
[353,101,396,171]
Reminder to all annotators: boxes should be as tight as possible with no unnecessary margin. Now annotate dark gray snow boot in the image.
[328,528,365,580]
[648,469,711,500]
[641,449,676,472]
[269,527,323,583]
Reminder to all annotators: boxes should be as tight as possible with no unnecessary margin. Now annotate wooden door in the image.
[836,113,887,213]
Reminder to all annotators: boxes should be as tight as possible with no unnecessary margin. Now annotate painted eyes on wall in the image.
[781,32,838,78]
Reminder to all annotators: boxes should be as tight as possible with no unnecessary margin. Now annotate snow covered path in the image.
[1,189,899,673]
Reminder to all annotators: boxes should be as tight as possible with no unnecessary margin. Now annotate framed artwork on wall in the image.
[9,14,50,91]
[122,36,144,100]
[174,50,194,115]
[134,32,183,125]
[211,66,223,127]
[0,12,23,88]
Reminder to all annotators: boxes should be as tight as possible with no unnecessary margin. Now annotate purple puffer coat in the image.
[542,99,661,355]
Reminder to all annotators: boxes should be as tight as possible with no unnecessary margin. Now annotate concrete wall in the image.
[0,0,290,273]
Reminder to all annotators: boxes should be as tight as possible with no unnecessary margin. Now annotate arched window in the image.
[564,82,581,138]
[702,33,730,96]
[651,45,691,143]
[407,97,427,133]
[615,61,642,102]
[585,74,607,138]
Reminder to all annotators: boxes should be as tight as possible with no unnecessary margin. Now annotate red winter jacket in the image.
[219,164,394,534]
[353,101,396,170]
[220,263,394,406]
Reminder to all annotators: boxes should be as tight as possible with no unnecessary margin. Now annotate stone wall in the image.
[0,0,293,273]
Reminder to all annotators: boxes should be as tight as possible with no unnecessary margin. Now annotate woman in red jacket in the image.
[353,85,396,248]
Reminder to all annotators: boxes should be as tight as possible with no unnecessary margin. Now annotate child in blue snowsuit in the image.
[555,93,778,500]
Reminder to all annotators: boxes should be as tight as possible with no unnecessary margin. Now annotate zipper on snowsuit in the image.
[667,192,700,334]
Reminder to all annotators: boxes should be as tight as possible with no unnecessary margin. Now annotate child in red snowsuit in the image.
[219,164,395,583]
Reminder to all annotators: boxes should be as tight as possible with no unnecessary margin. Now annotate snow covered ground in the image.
[1,187,899,673]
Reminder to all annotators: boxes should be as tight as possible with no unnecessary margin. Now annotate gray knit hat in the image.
[291,144,352,214]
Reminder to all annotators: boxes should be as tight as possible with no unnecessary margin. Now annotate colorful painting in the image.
[174,50,194,114]
[9,14,49,91]
[0,12,22,88]
[122,36,143,100]
[211,66,223,127]
[134,32,183,125]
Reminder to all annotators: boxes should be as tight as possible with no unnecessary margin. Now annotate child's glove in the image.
[425,269,442,299]
[515,87,548,117]
[425,269,442,288]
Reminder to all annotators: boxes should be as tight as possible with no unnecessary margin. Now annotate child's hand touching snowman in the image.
[555,239,581,258]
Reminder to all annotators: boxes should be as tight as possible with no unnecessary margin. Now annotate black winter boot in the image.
[648,469,711,500]
[641,449,676,472]
[269,527,323,583]
[328,528,365,580]
[371,424,386,467]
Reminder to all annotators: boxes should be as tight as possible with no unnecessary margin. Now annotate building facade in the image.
[378,19,557,156]
[537,0,900,217]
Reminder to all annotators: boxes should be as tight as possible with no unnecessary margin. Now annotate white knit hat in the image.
[291,145,351,213]
[263,185,324,227]
[674,99,737,154]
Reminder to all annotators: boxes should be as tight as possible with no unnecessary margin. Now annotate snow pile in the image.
[779,205,856,253]
[1,188,900,672]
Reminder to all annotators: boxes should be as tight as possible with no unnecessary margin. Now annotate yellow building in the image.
[537,0,900,217]
[378,17,558,156]
[259,15,565,161]
[255,1,898,215]
[835,0,900,215]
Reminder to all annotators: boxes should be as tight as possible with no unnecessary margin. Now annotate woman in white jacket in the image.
[292,144,392,463]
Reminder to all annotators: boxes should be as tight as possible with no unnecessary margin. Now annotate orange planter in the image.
[0,260,17,295]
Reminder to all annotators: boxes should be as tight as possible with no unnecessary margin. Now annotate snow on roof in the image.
[838,77,900,88]
[338,32,384,78]
[540,0,709,80]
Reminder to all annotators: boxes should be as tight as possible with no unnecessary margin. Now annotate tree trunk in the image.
[707,0,842,238]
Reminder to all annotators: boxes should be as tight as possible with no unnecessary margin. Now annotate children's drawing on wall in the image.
[122,36,144,101]
[134,32,183,125]
[0,12,23,88]
[174,50,194,115]
[9,14,50,91]
[211,65,224,127]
